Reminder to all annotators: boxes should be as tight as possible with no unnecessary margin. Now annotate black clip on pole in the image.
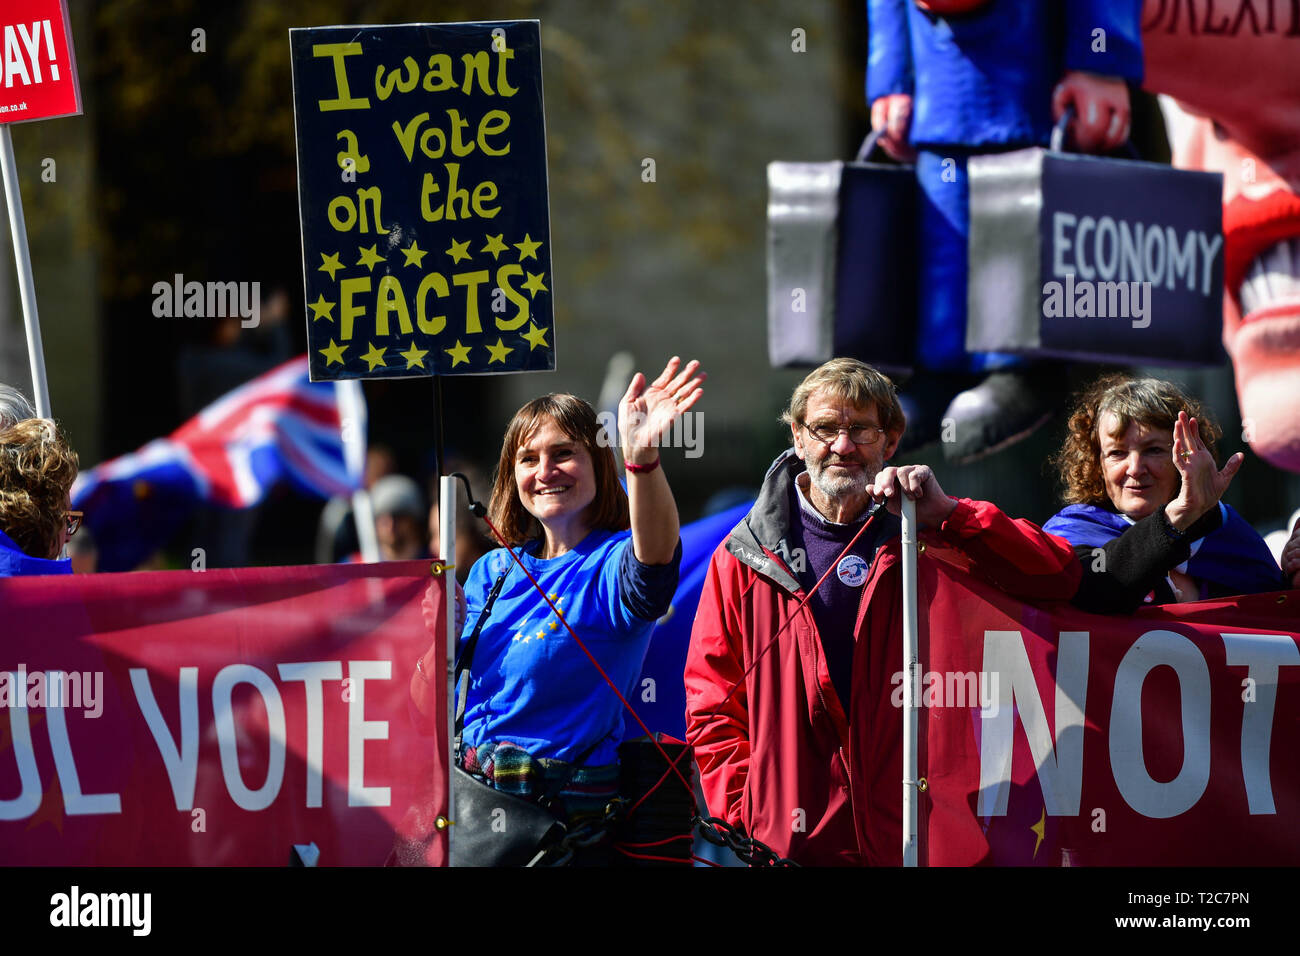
[449,472,487,518]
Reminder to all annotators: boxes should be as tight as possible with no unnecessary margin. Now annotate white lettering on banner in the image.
[0,670,120,818]
[1,20,58,88]
[130,667,200,810]
[975,629,1298,821]
[213,665,288,812]
[278,661,344,808]
[347,661,391,807]
[1110,630,1211,819]
[1222,634,1300,814]
[45,673,121,815]
[0,679,42,820]
[0,661,398,820]
[1051,212,1222,296]
[977,631,1089,818]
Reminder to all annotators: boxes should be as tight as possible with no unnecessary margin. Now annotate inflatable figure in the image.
[867,0,1144,460]
[1141,0,1300,472]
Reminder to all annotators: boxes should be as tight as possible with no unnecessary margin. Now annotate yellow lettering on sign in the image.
[453,270,491,334]
[494,265,530,331]
[376,276,413,336]
[313,43,371,111]
[416,272,450,335]
[340,277,372,340]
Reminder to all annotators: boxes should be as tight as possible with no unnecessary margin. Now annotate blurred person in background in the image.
[0,384,36,429]
[371,474,429,562]
[0,418,80,577]
[1046,375,1299,613]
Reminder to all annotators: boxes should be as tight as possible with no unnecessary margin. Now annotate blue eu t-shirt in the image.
[459,528,680,766]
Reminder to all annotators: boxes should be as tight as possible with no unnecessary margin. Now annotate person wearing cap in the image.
[370,474,430,562]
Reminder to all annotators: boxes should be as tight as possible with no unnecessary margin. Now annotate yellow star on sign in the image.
[318,252,344,280]
[399,341,429,369]
[482,234,508,260]
[357,244,386,271]
[1030,806,1046,859]
[401,241,427,268]
[360,342,386,371]
[522,271,548,298]
[514,233,542,261]
[319,339,347,366]
[445,340,472,367]
[486,338,514,364]
[446,238,472,264]
[521,322,549,350]
[308,294,335,322]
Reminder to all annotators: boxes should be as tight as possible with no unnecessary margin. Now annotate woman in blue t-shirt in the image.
[424,357,703,842]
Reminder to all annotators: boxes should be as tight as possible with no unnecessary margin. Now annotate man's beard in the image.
[806,453,873,499]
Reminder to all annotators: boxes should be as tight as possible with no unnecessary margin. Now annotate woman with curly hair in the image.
[0,418,80,577]
[1044,375,1297,612]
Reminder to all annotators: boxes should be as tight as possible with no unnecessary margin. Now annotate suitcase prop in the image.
[766,130,917,374]
[966,110,1226,366]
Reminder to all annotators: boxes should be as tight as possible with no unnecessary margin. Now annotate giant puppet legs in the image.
[897,151,1064,462]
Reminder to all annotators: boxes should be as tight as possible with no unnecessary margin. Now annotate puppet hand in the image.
[870,93,917,162]
[1053,71,1130,153]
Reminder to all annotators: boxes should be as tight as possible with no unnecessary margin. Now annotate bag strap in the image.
[452,554,612,807]
[453,564,511,748]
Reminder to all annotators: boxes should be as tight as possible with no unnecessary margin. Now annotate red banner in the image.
[0,561,447,866]
[916,545,1300,865]
[0,0,81,124]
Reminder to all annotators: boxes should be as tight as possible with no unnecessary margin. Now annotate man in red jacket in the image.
[684,358,1080,865]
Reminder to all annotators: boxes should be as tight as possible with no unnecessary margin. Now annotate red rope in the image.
[626,511,881,817]
[468,504,882,845]
[613,845,692,865]
[619,834,695,849]
[691,854,723,867]
[479,515,697,798]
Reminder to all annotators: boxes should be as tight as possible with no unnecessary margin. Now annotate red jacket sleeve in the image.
[935,498,1081,602]
[683,545,750,826]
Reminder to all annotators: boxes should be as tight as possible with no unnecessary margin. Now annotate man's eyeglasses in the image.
[64,510,83,537]
[803,422,887,446]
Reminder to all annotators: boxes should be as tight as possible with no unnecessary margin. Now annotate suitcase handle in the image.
[854,128,886,163]
[1050,105,1140,159]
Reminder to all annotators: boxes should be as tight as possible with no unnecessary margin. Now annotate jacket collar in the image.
[0,528,72,577]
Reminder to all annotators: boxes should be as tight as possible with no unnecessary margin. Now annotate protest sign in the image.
[0,0,81,125]
[852,544,1300,865]
[290,21,556,382]
[0,561,446,866]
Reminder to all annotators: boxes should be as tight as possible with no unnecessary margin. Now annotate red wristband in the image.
[624,457,660,474]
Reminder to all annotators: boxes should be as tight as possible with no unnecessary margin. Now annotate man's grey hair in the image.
[0,384,36,429]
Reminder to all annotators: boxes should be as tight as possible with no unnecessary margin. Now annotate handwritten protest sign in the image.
[290,21,555,381]
[0,0,80,125]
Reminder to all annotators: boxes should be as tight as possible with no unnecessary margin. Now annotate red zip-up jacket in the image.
[684,450,1080,865]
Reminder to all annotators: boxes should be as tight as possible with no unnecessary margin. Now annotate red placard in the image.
[852,544,1300,865]
[0,561,446,866]
[0,0,81,125]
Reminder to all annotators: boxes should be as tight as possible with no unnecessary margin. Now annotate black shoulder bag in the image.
[450,565,603,867]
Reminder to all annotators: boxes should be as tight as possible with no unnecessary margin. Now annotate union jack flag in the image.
[72,356,363,571]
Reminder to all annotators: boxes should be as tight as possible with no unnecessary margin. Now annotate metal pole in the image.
[901,496,920,867]
[0,124,52,418]
[336,378,380,562]
[439,474,457,865]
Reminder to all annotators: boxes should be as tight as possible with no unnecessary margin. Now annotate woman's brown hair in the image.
[1053,374,1221,507]
[0,418,79,560]
[486,394,629,547]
